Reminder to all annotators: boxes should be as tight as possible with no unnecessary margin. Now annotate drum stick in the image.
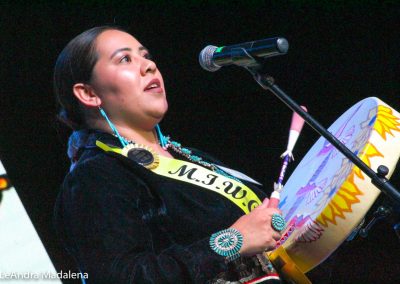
[268,106,307,209]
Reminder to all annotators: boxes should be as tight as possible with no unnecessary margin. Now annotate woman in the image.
[54,25,283,283]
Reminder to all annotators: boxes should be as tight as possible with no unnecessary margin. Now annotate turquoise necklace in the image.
[99,107,241,183]
[121,134,242,183]
[164,137,242,183]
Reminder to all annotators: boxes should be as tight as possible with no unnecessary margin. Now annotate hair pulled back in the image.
[54,25,126,129]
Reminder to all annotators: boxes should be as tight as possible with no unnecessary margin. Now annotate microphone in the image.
[199,37,289,72]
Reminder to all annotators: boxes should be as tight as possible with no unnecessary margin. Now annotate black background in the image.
[1,1,400,283]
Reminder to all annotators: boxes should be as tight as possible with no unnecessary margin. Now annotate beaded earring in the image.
[155,124,168,149]
[98,106,128,147]
[98,106,168,149]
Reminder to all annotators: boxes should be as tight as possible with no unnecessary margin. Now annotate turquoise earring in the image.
[156,124,168,149]
[98,106,128,147]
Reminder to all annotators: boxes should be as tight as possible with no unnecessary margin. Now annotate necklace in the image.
[165,137,241,182]
[119,135,242,183]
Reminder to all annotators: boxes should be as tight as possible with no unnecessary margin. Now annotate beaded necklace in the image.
[165,137,242,183]
[98,107,241,183]
[119,135,242,183]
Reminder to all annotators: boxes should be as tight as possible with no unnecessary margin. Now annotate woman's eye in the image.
[144,53,153,60]
[120,55,131,63]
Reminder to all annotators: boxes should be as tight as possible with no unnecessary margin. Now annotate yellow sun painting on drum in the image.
[316,105,400,227]
[374,105,400,140]
[354,105,400,179]
[274,99,400,273]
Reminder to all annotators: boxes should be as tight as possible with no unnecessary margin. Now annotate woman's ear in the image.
[73,83,101,107]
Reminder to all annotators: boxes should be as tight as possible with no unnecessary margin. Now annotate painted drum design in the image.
[269,97,400,274]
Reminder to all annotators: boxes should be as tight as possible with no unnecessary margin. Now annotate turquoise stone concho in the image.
[209,228,243,261]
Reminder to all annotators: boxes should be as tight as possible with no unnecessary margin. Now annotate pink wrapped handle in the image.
[290,106,307,132]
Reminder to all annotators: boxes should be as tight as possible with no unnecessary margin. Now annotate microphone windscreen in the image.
[199,45,220,72]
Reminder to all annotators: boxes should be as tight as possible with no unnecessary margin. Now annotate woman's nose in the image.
[141,58,157,75]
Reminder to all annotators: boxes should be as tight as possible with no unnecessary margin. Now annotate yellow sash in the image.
[96,141,310,282]
[96,141,262,214]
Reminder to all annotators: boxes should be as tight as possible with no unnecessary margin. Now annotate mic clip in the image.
[346,196,396,241]
[229,47,261,68]
[358,205,393,238]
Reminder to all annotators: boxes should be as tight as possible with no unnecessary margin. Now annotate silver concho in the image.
[121,144,160,169]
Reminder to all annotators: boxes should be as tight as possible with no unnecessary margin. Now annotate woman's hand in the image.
[230,198,282,256]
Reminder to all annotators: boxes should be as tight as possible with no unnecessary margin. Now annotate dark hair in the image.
[54,25,126,129]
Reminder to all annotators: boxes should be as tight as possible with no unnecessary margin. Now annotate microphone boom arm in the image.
[246,66,400,205]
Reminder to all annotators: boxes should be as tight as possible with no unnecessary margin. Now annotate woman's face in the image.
[90,29,167,130]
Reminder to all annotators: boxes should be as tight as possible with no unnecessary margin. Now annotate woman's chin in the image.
[153,104,168,120]
[143,111,167,129]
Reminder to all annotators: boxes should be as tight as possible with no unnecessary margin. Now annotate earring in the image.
[98,106,128,147]
[155,124,168,149]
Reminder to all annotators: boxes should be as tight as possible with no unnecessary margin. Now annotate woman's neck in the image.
[118,125,159,146]
[90,119,172,157]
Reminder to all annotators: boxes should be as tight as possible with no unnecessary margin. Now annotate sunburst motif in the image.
[373,105,400,140]
[315,104,398,227]
[316,135,382,227]
[317,173,362,227]
[353,142,383,179]
[283,102,400,240]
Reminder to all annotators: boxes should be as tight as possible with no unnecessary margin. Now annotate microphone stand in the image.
[211,47,400,283]
[245,64,400,283]
[240,61,400,205]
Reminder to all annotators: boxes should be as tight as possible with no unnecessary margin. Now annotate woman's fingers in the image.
[230,202,286,255]
[256,197,270,210]
[262,197,270,207]
[272,231,281,241]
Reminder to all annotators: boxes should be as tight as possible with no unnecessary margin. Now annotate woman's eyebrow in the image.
[110,46,149,59]
[139,46,149,53]
[110,47,132,59]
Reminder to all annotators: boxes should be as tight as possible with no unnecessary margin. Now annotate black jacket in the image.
[54,131,267,283]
